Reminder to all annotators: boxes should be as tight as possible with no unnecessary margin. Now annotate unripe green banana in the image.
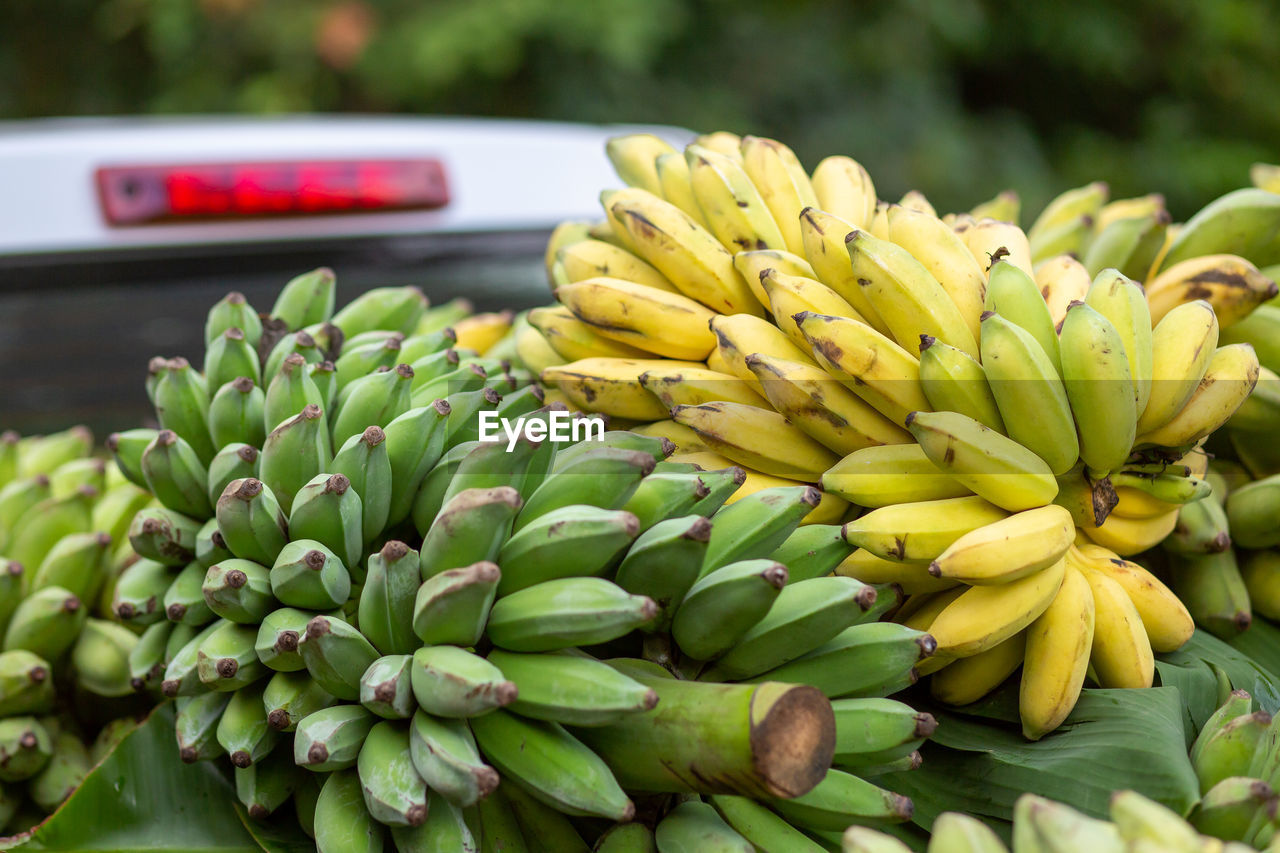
[0,430,18,490]
[357,719,428,827]
[331,285,427,337]
[262,669,337,732]
[400,327,457,365]
[703,576,875,680]
[215,477,289,566]
[18,426,94,478]
[419,486,522,580]
[768,767,914,831]
[358,540,420,655]
[106,429,159,490]
[829,696,939,769]
[1087,268,1153,418]
[406,709,498,808]
[488,649,657,726]
[70,617,136,697]
[47,456,105,498]
[332,363,416,449]
[28,730,91,813]
[475,782,528,851]
[619,469,710,531]
[207,377,266,450]
[410,644,517,718]
[0,561,23,638]
[263,353,326,438]
[206,442,260,508]
[613,515,712,632]
[1189,776,1276,843]
[487,577,658,652]
[512,447,654,532]
[1166,495,1232,555]
[500,778,591,851]
[293,771,321,838]
[333,336,402,392]
[196,618,267,691]
[673,559,788,661]
[470,708,633,821]
[700,485,818,576]
[0,650,53,716]
[216,679,279,768]
[360,653,415,719]
[272,267,335,330]
[410,362,488,409]
[392,790,479,853]
[1060,301,1138,476]
[235,746,303,820]
[269,540,351,611]
[412,561,501,647]
[309,359,338,412]
[259,404,331,516]
[153,357,216,464]
[206,291,263,349]
[254,607,316,672]
[263,330,323,383]
[985,260,1062,375]
[205,326,262,389]
[294,704,377,772]
[92,482,151,548]
[298,614,380,701]
[288,473,363,571]
[329,425,392,545]
[128,505,200,567]
[654,800,751,852]
[1170,550,1253,639]
[175,690,231,763]
[745,621,935,698]
[1195,710,1270,794]
[31,531,112,603]
[4,586,87,661]
[496,505,640,595]
[384,400,452,526]
[441,387,503,449]
[10,486,96,571]
[127,619,172,692]
[711,794,825,852]
[163,560,216,625]
[313,767,385,853]
[160,619,224,697]
[1226,474,1280,549]
[201,558,274,624]
[769,523,855,582]
[0,716,52,782]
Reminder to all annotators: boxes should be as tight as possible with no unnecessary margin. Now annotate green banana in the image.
[332,362,416,449]
[486,577,657,652]
[1194,710,1270,794]
[331,285,427,338]
[769,767,913,831]
[1060,301,1137,476]
[272,267,335,330]
[235,746,304,819]
[700,485,819,576]
[409,645,517,718]
[264,330,323,382]
[500,778,591,853]
[418,486,523,580]
[206,291,263,349]
[768,523,855,582]
[4,585,88,661]
[208,377,268,449]
[127,504,199,567]
[294,704,377,772]
[263,353,326,438]
[205,326,262,389]
[196,618,266,691]
[830,697,937,767]
[985,260,1062,375]
[31,530,112,603]
[1170,550,1252,639]
[710,794,826,852]
[215,679,279,768]
[512,446,654,531]
[672,559,788,661]
[744,621,935,698]
[654,800,752,852]
[412,561,501,647]
[28,731,90,813]
[298,614,380,701]
[206,443,260,508]
[269,539,351,611]
[107,429,158,490]
[360,653,415,719]
[263,667,337,732]
[356,719,428,826]
[333,336,403,391]
[0,650,53,716]
[254,606,315,673]
[288,472,363,570]
[203,558,275,623]
[312,768,385,853]
[1227,474,1280,549]
[919,334,1005,433]
[384,400,453,526]
[175,690,231,763]
[407,709,499,808]
[215,477,289,566]
[1166,495,1232,555]
[487,649,657,726]
[160,620,224,697]
[0,716,52,782]
[127,619,172,691]
[1189,776,1277,842]
[614,515,712,631]
[70,617,136,696]
[358,540,421,655]
[620,469,711,531]
[330,425,393,545]
[259,404,331,515]
[1087,269,1153,419]
[153,357,216,464]
[496,505,640,595]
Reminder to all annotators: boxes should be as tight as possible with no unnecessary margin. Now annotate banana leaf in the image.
[1227,617,1280,687]
[3,703,261,852]
[1161,627,1280,715]
[877,684,1199,842]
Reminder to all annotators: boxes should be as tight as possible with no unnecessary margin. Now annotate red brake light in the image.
[96,159,449,225]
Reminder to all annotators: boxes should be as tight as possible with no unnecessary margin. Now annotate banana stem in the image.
[572,661,834,800]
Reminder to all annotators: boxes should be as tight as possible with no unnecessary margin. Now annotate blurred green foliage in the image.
[2,0,1277,218]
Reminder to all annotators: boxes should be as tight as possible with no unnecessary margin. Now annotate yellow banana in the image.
[1027,181,1108,247]
[557,239,680,293]
[1081,508,1179,557]
[869,201,892,240]
[1086,269,1153,419]
[542,358,704,421]
[1135,300,1219,435]
[1019,562,1094,740]
[685,144,787,253]
[931,631,1026,706]
[606,133,677,196]
[837,549,959,595]
[906,410,1060,512]
[638,364,770,409]
[884,205,987,343]
[740,135,819,255]
[693,131,743,160]
[1094,194,1165,233]
[599,189,644,254]
[929,504,1075,585]
[513,314,567,375]
[745,353,912,455]
[670,450,848,523]
[1077,558,1154,689]
[822,443,973,507]
[898,190,937,218]
[1146,254,1278,328]
[671,401,839,481]
[545,221,593,286]
[631,419,709,454]
[761,269,864,350]
[733,249,816,308]
[1135,344,1260,449]
[795,311,931,426]
[528,305,651,361]
[846,229,980,358]
[928,557,1066,659]
[654,152,710,228]
[956,217,1035,277]
[1110,486,1180,520]
[797,208,892,334]
[709,313,817,398]
[607,187,762,316]
[810,155,877,228]
[705,346,734,376]
[843,495,1009,562]
[1072,543,1193,652]
[1034,254,1093,327]
[556,277,717,361]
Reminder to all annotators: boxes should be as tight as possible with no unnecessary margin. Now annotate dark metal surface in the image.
[0,231,551,437]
